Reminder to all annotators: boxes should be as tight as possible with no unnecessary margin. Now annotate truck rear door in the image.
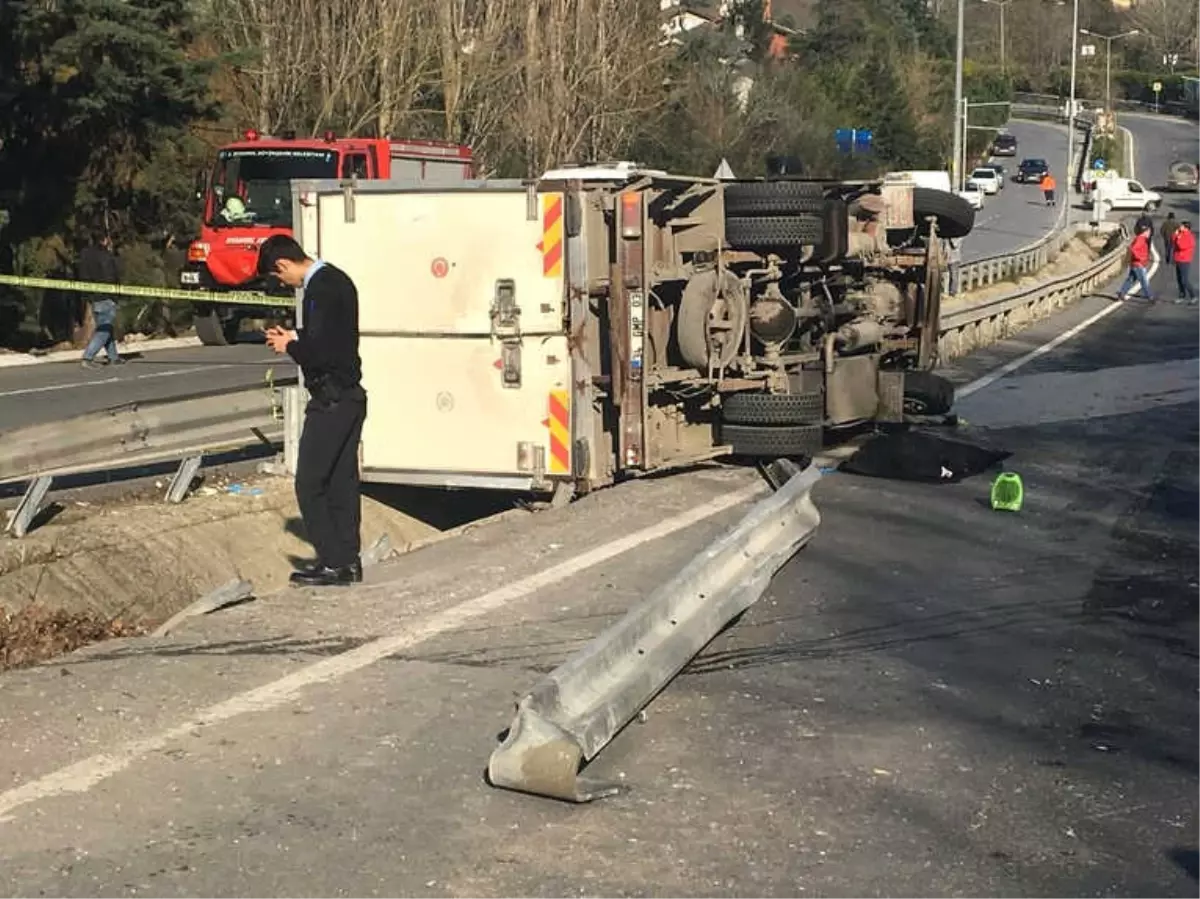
[293,180,572,491]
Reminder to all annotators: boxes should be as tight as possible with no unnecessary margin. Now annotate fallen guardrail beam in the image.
[0,383,290,483]
[487,461,822,803]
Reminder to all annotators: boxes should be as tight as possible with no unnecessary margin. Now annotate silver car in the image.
[1167,160,1199,191]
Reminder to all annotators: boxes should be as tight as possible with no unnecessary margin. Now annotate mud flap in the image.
[486,463,823,802]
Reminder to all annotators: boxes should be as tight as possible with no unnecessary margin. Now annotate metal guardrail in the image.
[938,224,1129,361]
[488,459,822,802]
[0,383,288,484]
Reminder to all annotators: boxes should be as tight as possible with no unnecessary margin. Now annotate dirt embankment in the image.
[0,472,510,670]
[945,232,1107,312]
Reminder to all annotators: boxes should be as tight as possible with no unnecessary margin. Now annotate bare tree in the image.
[501,0,672,175]
[1126,0,1198,61]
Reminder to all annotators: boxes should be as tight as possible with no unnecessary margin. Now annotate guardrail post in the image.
[6,475,53,538]
[283,385,304,476]
[165,455,204,504]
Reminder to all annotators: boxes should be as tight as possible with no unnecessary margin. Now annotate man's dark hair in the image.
[257,235,309,276]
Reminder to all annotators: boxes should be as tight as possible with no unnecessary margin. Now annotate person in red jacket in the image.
[1171,221,1197,302]
[1117,223,1154,301]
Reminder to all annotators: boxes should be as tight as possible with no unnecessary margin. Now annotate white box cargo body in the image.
[292,180,574,490]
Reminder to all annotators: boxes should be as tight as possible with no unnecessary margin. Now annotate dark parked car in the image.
[1016,158,1050,183]
[1167,160,1199,191]
[992,133,1019,156]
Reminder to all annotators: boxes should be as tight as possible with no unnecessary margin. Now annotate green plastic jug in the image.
[990,471,1024,512]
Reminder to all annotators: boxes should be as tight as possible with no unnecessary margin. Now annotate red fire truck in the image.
[182,130,475,345]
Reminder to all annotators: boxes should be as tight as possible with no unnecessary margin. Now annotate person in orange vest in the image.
[1170,220,1197,303]
[1039,171,1057,207]
[1116,222,1154,301]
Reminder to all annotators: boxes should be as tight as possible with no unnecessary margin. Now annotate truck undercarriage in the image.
[568,174,976,483]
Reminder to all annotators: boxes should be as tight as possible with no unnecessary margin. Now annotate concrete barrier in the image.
[487,461,822,802]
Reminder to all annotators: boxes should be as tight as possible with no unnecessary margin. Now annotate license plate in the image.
[180,272,200,285]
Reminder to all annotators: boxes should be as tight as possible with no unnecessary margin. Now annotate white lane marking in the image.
[0,364,240,399]
[956,356,1199,428]
[1120,125,1136,179]
[958,244,1160,400]
[0,480,767,824]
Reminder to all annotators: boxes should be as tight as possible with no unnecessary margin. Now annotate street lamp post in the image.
[1079,28,1140,118]
[1065,0,1079,229]
[981,0,1014,74]
[952,0,965,190]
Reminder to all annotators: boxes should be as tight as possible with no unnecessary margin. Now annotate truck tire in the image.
[194,309,239,347]
[725,215,824,251]
[720,422,823,457]
[724,181,825,217]
[902,370,955,415]
[912,187,975,239]
[722,391,823,426]
[814,198,848,263]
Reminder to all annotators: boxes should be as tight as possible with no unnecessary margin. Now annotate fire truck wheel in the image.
[719,423,823,457]
[911,188,975,239]
[902,371,954,416]
[725,215,824,251]
[724,181,825,217]
[194,310,240,347]
[721,391,824,426]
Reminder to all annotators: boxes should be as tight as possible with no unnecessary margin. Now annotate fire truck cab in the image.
[183,130,474,345]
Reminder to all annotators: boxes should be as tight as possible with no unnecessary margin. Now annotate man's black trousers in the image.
[296,390,367,568]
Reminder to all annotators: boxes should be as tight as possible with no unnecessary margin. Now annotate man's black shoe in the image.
[289,560,362,587]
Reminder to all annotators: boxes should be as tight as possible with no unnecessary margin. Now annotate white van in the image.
[884,170,953,194]
[1087,177,1163,212]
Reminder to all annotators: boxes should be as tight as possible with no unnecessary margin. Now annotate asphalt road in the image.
[0,121,1075,434]
[0,224,1195,894]
[0,114,1192,897]
[962,119,1069,263]
[0,343,289,431]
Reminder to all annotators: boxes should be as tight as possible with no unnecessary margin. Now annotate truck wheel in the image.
[912,187,975,239]
[725,215,824,251]
[724,181,825,217]
[902,371,955,415]
[814,198,848,263]
[677,269,748,371]
[720,423,823,457]
[194,309,240,347]
[722,391,823,426]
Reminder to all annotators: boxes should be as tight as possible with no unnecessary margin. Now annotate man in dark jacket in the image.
[77,230,124,368]
[1161,212,1179,265]
[258,235,367,587]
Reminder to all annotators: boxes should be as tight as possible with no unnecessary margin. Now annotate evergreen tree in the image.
[0,0,213,247]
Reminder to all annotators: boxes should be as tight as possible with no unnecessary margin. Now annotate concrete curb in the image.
[0,336,202,369]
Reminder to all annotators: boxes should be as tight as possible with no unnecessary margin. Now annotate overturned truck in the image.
[289,166,976,494]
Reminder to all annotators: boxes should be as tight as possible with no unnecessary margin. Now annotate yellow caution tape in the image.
[0,273,285,308]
